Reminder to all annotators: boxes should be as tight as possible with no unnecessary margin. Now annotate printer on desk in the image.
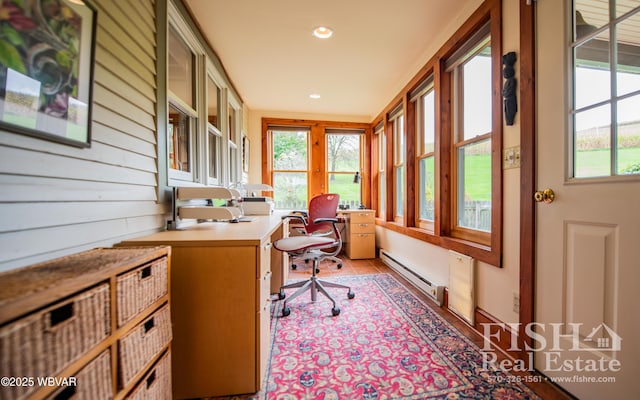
[240,183,275,215]
[241,196,274,215]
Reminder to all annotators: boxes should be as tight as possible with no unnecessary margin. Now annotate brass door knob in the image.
[534,188,555,203]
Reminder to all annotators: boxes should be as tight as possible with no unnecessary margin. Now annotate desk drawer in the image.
[350,222,375,234]
[348,233,376,259]
[350,211,375,224]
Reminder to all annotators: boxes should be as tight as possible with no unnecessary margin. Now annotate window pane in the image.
[616,0,637,18]
[228,106,237,143]
[395,165,404,217]
[419,156,435,221]
[208,131,219,180]
[457,139,491,231]
[574,2,607,40]
[328,173,361,208]
[379,174,386,217]
[395,116,405,163]
[207,77,220,129]
[378,129,386,218]
[575,31,611,110]
[168,26,194,108]
[273,172,307,209]
[229,146,238,183]
[574,104,611,177]
[616,12,640,97]
[617,94,640,175]
[462,45,492,140]
[272,130,308,170]
[422,90,435,153]
[168,104,191,172]
[327,134,360,172]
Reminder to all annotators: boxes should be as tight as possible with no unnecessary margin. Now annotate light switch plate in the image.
[503,145,521,169]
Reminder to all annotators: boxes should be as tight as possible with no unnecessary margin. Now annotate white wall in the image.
[0,0,167,271]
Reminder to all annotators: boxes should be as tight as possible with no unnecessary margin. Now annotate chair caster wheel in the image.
[291,264,297,270]
[348,291,355,299]
[282,307,291,317]
[331,307,340,316]
[337,263,343,269]
[278,290,285,300]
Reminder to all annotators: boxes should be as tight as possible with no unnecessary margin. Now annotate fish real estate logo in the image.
[479,322,622,378]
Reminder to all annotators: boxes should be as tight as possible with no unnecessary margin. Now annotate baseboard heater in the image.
[380,250,444,306]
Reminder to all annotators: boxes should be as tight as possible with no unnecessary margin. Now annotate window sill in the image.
[375,220,500,267]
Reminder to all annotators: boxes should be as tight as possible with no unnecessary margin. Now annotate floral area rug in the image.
[256,273,540,399]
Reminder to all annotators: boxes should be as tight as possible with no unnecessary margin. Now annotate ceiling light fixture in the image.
[309,93,321,99]
[312,26,333,39]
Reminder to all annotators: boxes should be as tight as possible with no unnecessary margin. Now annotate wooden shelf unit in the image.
[119,214,286,398]
[0,246,172,400]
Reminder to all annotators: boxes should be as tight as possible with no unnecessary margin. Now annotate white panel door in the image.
[535,1,640,399]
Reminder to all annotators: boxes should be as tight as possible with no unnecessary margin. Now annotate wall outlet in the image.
[503,145,521,169]
[513,292,520,313]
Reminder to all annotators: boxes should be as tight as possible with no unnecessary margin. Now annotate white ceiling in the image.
[183,0,482,119]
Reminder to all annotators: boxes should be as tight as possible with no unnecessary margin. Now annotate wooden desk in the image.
[120,214,286,398]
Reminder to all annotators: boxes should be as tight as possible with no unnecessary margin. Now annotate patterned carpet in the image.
[223,273,541,399]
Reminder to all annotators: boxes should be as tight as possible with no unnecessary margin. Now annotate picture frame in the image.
[0,0,98,148]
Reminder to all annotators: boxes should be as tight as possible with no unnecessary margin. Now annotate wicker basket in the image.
[0,284,110,400]
[127,350,171,400]
[118,305,172,388]
[116,258,168,327]
[47,350,113,400]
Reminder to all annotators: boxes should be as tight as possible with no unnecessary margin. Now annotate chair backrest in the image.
[305,193,340,235]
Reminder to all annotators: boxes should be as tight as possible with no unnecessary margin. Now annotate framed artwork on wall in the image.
[0,0,97,148]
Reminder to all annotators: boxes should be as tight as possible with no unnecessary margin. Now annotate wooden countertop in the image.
[120,213,286,247]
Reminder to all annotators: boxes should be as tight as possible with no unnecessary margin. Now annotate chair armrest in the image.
[281,214,307,224]
[313,217,338,224]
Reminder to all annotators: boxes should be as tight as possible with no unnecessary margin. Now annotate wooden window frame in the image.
[262,118,371,207]
[370,0,502,266]
[326,131,365,207]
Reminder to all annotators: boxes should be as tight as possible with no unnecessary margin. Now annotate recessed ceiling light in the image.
[312,26,333,39]
[309,93,321,99]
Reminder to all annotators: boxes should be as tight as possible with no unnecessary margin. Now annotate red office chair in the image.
[274,213,354,316]
[287,193,343,271]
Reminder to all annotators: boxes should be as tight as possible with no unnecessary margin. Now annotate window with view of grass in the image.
[327,132,363,208]
[369,1,501,265]
[391,110,405,222]
[413,78,436,230]
[271,129,309,209]
[446,22,493,244]
[572,1,640,178]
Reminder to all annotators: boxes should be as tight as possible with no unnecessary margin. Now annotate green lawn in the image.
[458,146,640,201]
[575,148,640,177]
